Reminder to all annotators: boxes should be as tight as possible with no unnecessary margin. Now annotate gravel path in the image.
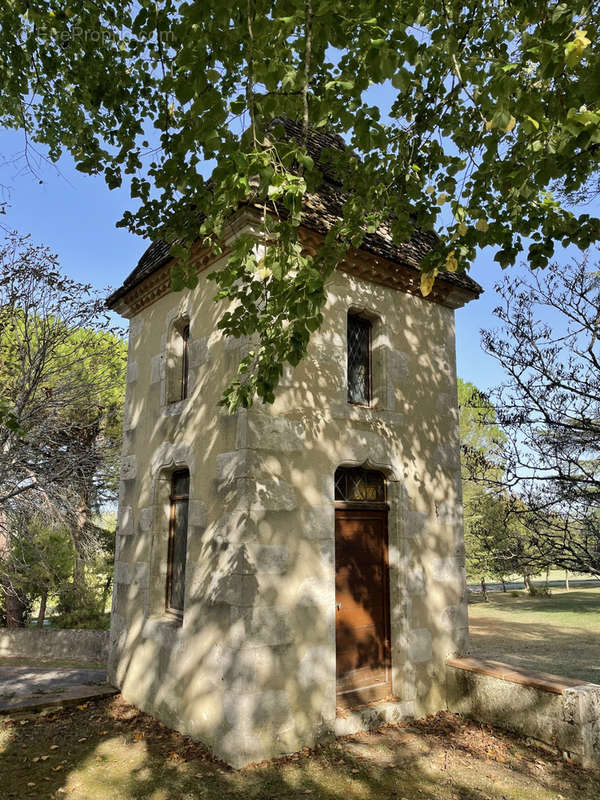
[0,666,107,697]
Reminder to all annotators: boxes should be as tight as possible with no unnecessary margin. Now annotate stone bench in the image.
[447,655,600,769]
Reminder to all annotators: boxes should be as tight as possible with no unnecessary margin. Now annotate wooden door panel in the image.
[336,621,385,656]
[337,634,387,673]
[335,507,392,707]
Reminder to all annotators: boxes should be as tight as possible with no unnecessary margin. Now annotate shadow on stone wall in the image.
[109,267,471,766]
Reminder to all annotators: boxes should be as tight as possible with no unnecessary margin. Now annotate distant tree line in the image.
[0,233,126,627]
[461,251,600,597]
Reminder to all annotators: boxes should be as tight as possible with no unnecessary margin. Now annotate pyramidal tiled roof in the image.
[107,117,482,308]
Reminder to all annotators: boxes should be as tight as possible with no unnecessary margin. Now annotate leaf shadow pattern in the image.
[2,699,600,800]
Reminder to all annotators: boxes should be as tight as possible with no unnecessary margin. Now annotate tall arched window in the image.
[181,323,190,400]
[347,313,372,405]
[166,319,190,404]
[166,469,190,618]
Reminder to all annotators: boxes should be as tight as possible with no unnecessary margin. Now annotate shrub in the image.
[54,581,107,629]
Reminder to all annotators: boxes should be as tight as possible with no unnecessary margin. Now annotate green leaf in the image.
[391,68,411,91]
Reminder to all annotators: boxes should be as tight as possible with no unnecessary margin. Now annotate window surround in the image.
[166,316,191,405]
[347,306,391,408]
[347,312,372,406]
[148,457,194,626]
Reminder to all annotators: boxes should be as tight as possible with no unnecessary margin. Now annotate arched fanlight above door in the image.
[334,466,386,503]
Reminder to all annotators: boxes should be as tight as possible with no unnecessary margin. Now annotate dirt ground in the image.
[1,696,599,800]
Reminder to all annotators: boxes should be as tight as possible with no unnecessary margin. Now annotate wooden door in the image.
[335,507,392,707]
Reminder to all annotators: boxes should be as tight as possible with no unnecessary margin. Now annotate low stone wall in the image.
[0,629,109,664]
[447,656,600,769]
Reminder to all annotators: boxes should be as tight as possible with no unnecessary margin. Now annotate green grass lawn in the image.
[1,696,599,800]
[468,587,600,683]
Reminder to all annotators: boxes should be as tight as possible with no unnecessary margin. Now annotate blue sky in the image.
[0,125,590,394]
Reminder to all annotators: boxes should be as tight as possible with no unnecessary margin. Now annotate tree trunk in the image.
[565,569,570,591]
[37,590,48,628]
[101,575,112,614]
[3,580,26,627]
[545,566,550,588]
[501,578,507,592]
[480,577,489,602]
[524,574,536,595]
[70,495,89,590]
[0,511,25,627]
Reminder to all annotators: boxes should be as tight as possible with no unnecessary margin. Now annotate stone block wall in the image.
[108,219,469,767]
[0,629,109,664]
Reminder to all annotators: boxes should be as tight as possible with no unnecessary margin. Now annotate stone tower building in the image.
[106,120,482,768]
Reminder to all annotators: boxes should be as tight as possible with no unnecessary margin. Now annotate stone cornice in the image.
[110,246,228,318]
[113,208,478,318]
[299,228,477,310]
[110,208,258,318]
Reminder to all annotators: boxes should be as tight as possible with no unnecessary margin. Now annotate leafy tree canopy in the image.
[2,1,600,407]
[458,378,505,481]
[0,233,127,516]
[0,234,126,625]
[458,378,548,588]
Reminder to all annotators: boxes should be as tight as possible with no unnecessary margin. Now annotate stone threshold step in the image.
[334,699,415,737]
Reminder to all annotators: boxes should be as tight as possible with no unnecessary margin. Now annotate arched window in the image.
[166,469,190,617]
[347,313,372,405]
[181,323,190,400]
[166,319,190,404]
[334,466,385,503]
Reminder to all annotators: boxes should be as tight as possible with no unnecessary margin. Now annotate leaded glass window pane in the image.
[181,324,190,400]
[167,469,190,615]
[347,314,371,404]
[335,467,385,502]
